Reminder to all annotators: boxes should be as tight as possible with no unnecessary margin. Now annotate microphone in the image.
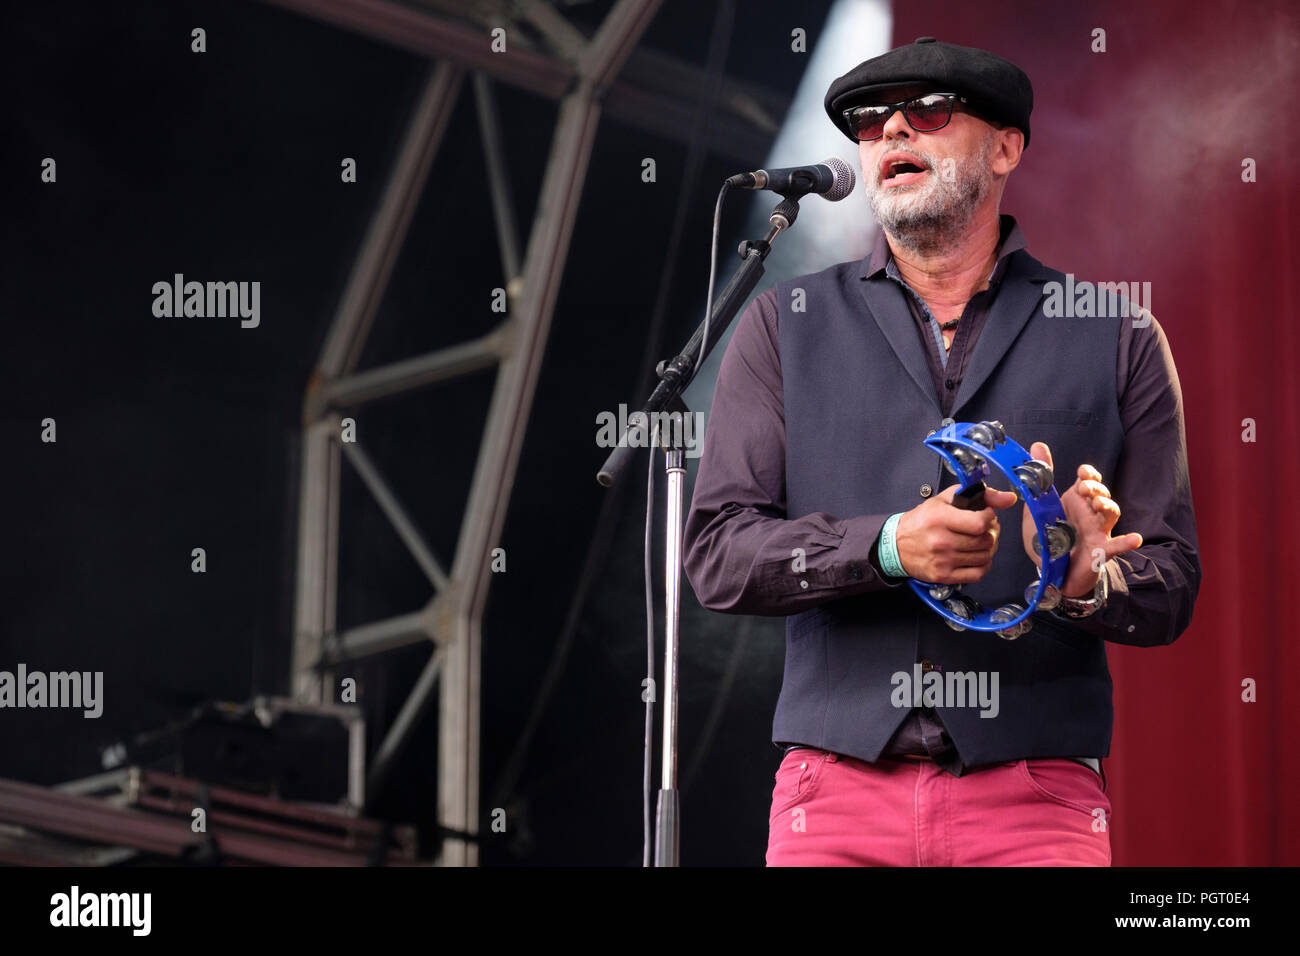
[726,157,856,201]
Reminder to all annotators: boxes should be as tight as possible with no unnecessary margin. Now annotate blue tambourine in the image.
[909,420,1076,640]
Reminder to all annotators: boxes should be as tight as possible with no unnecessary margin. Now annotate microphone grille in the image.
[820,156,856,202]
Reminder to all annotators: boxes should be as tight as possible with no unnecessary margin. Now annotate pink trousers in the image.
[765,747,1111,866]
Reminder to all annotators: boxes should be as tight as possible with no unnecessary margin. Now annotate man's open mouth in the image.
[880,152,931,185]
[885,161,926,178]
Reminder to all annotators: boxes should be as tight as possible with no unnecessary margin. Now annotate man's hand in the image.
[895,483,1019,584]
[1018,442,1144,597]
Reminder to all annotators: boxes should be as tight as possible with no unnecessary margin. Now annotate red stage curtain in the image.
[885,0,1299,864]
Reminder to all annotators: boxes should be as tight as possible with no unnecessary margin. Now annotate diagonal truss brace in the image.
[289,0,661,866]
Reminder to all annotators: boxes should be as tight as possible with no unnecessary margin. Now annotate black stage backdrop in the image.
[0,0,830,866]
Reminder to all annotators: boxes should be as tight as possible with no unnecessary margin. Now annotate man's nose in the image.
[881,106,912,141]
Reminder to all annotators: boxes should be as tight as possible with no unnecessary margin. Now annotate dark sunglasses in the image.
[842,93,973,142]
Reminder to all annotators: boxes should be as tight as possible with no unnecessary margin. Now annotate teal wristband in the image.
[878,512,906,579]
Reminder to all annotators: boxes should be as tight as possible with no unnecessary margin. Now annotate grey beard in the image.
[867,142,994,256]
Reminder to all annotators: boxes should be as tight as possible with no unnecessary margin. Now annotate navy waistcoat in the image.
[774,248,1124,766]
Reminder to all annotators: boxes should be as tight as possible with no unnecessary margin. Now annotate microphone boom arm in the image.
[596,197,800,487]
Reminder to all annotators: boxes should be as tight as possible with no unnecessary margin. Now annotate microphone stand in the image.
[597,194,805,866]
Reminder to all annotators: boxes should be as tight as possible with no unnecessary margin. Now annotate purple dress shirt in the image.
[683,215,1200,771]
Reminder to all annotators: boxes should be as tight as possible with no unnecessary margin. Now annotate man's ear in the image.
[992,126,1024,176]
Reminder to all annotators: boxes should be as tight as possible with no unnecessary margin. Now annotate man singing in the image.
[682,38,1200,866]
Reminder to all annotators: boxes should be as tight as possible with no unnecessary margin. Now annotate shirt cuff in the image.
[842,514,907,589]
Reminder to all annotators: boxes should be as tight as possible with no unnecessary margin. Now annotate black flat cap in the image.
[825,37,1033,147]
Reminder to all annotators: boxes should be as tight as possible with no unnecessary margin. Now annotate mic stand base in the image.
[654,787,679,867]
